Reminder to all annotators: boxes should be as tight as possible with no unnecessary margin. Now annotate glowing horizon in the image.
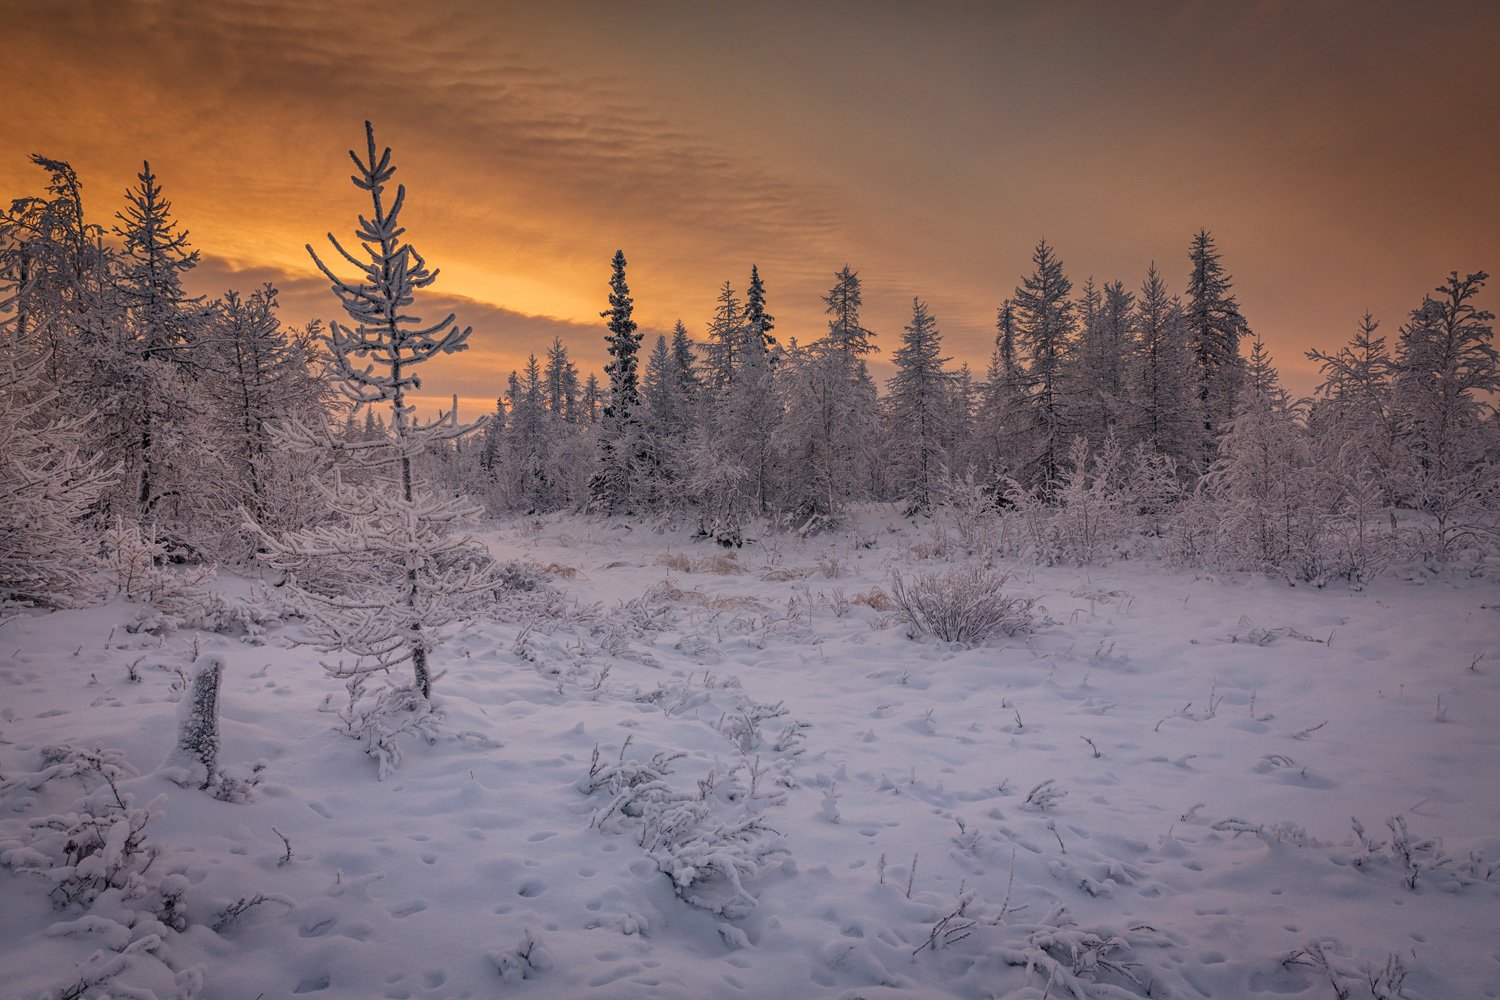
[5,0,1496,415]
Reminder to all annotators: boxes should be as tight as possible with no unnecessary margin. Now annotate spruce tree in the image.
[590,250,647,513]
[971,298,1029,486]
[886,297,957,513]
[824,264,875,355]
[1308,313,1400,523]
[669,320,702,418]
[1013,239,1075,488]
[115,163,207,363]
[204,284,326,531]
[1098,280,1135,438]
[744,264,777,353]
[644,332,690,505]
[777,266,879,523]
[718,303,780,519]
[543,336,580,421]
[1068,276,1133,447]
[256,122,491,704]
[949,361,976,475]
[478,394,505,483]
[1131,263,1199,467]
[504,354,557,511]
[644,334,675,436]
[704,280,744,389]
[1391,271,1498,557]
[1186,230,1249,459]
[113,163,214,523]
[583,373,601,424]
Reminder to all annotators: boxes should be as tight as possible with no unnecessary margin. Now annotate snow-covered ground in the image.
[2,511,1498,1000]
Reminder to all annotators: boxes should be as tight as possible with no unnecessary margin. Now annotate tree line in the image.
[3,127,1497,615]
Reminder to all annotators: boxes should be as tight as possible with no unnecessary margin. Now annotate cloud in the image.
[6,0,1496,402]
[2,1,853,308]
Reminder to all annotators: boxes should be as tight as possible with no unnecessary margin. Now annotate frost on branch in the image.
[252,120,494,715]
[0,745,210,998]
[889,563,1042,644]
[0,321,118,610]
[579,739,790,919]
[322,674,442,781]
[0,746,159,909]
[159,656,222,791]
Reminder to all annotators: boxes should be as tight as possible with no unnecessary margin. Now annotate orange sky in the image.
[4,0,1497,417]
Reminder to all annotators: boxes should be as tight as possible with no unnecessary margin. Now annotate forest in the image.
[4,124,1497,602]
[1,122,1497,1000]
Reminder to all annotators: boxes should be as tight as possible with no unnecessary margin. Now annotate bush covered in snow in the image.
[889,564,1042,644]
[0,745,206,999]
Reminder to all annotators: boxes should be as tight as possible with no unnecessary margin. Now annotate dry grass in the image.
[851,588,893,612]
[653,552,746,575]
[655,582,706,604]
[701,554,745,575]
[760,566,812,582]
[648,581,766,613]
[702,594,767,612]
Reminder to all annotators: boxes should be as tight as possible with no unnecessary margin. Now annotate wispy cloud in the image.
[3,1,852,301]
[4,0,1496,398]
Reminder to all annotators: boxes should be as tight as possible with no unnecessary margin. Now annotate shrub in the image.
[889,564,1041,644]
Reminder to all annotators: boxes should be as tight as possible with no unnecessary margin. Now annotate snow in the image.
[2,510,1498,999]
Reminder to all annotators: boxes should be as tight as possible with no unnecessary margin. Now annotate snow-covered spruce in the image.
[159,656,221,791]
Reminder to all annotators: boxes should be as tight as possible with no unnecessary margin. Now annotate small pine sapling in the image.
[254,122,495,768]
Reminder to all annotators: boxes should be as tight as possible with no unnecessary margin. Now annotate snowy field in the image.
[2,511,1498,1000]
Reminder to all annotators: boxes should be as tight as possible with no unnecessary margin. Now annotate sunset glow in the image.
[5,0,1497,415]
[6,6,1500,997]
